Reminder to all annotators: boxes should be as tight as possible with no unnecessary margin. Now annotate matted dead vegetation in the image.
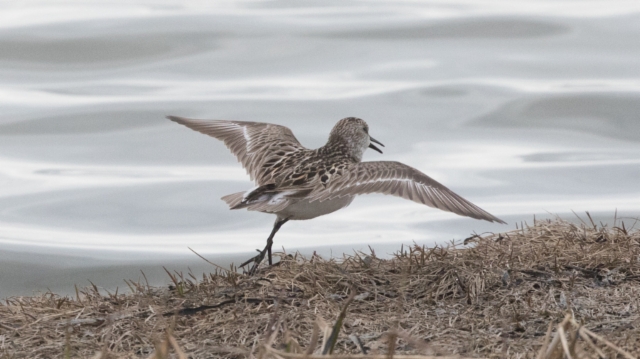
[1,216,639,358]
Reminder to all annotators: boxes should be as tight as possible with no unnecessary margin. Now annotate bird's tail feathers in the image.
[221,185,294,213]
[221,192,245,209]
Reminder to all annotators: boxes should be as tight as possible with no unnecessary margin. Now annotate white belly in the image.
[275,196,355,220]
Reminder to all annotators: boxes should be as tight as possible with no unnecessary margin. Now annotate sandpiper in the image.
[168,116,505,273]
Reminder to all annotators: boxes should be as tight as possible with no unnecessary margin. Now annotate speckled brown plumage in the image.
[168,115,505,272]
[168,115,504,223]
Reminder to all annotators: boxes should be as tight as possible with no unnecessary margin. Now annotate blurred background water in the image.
[1,0,639,297]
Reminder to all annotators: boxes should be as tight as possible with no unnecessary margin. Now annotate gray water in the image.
[1,1,639,297]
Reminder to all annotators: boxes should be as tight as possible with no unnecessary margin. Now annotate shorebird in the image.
[168,116,505,273]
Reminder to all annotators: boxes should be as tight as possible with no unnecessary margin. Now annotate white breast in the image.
[276,196,355,220]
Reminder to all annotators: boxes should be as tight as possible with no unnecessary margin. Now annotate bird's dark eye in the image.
[363,127,368,133]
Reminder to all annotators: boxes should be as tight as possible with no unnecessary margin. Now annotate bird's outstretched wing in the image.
[311,161,505,223]
[167,116,305,184]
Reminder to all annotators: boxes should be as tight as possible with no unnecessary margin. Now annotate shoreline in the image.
[0,242,408,299]
[0,249,244,299]
[1,218,639,357]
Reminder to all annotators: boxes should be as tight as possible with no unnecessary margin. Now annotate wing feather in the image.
[312,161,505,223]
[167,116,304,184]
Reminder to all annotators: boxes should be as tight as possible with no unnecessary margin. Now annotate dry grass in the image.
[1,215,639,358]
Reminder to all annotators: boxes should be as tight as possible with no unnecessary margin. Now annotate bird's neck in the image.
[321,136,363,163]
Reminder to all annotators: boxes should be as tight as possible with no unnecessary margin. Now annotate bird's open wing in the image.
[167,116,304,184]
[311,161,505,223]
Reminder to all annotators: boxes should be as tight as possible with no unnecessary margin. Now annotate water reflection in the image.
[473,93,640,142]
[315,18,569,39]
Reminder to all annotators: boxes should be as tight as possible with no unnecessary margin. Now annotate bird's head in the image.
[327,117,384,162]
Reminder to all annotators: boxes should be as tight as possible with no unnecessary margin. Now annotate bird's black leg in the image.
[240,217,289,275]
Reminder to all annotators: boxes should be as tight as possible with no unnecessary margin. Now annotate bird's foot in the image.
[239,248,268,275]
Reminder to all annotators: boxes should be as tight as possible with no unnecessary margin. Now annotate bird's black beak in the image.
[368,136,384,154]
